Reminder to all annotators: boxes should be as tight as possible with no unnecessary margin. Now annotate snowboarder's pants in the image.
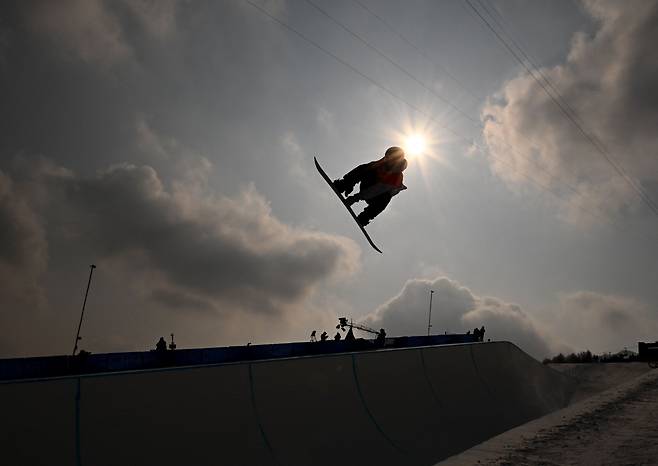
[338,164,393,221]
[339,163,372,195]
[358,193,392,222]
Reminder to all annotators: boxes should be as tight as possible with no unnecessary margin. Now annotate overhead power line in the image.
[316,0,608,220]
[351,0,482,104]
[244,0,614,225]
[303,0,479,124]
[471,0,606,213]
[475,0,658,218]
[244,0,467,141]
[464,0,658,218]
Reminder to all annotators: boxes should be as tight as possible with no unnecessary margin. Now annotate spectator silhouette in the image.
[320,331,328,341]
[310,330,317,342]
[334,332,341,341]
[375,328,386,346]
[479,326,486,342]
[156,336,167,352]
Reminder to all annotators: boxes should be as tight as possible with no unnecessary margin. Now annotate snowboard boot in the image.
[356,212,370,227]
[333,179,348,196]
[345,194,360,207]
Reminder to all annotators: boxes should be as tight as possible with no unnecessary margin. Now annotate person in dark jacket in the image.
[333,147,408,226]
[156,336,167,352]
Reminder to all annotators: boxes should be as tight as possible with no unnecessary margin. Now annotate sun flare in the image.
[404,134,427,158]
[388,115,443,167]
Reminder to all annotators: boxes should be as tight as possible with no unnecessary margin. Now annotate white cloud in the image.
[481,0,658,224]
[553,290,658,353]
[361,275,656,359]
[363,277,553,359]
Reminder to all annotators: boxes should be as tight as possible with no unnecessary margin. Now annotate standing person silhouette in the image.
[156,337,167,352]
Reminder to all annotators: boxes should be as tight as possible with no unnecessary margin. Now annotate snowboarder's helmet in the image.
[384,146,407,172]
[385,146,405,159]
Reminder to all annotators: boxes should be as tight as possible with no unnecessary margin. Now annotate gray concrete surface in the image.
[0,341,574,466]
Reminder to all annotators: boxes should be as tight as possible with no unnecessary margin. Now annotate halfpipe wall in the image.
[0,341,574,466]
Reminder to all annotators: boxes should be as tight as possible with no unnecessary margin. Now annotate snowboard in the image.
[314,156,383,254]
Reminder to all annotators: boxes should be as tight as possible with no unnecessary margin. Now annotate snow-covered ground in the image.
[439,363,657,465]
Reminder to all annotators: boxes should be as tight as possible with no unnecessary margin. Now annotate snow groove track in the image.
[0,342,574,466]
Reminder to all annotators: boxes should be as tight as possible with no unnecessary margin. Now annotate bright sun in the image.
[404,134,427,158]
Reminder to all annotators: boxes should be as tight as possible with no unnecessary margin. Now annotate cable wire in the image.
[346,0,606,218]
[244,0,613,225]
[476,0,658,217]
[304,0,479,124]
[351,0,482,104]
[464,0,658,218]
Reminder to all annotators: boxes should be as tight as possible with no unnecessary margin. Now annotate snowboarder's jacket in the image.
[351,155,407,201]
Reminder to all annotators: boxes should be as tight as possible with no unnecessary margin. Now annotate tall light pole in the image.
[72,264,96,356]
[427,290,434,336]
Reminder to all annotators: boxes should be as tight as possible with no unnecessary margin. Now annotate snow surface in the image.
[439,363,657,465]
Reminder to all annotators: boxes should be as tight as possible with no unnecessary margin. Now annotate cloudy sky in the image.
[1,0,657,359]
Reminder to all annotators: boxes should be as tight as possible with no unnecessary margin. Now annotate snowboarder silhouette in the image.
[333,147,408,226]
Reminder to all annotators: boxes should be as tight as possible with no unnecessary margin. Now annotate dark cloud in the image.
[28,0,132,67]
[0,170,48,355]
[363,277,553,359]
[0,158,359,356]
[0,169,47,290]
[120,0,179,40]
[25,0,180,68]
[51,163,359,311]
[481,0,658,223]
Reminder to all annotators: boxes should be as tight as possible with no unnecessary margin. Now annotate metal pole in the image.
[72,264,96,356]
[427,290,434,336]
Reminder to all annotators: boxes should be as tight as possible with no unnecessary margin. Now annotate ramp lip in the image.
[497,340,578,380]
[0,342,489,385]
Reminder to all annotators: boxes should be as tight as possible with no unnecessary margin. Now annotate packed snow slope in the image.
[1,341,574,466]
